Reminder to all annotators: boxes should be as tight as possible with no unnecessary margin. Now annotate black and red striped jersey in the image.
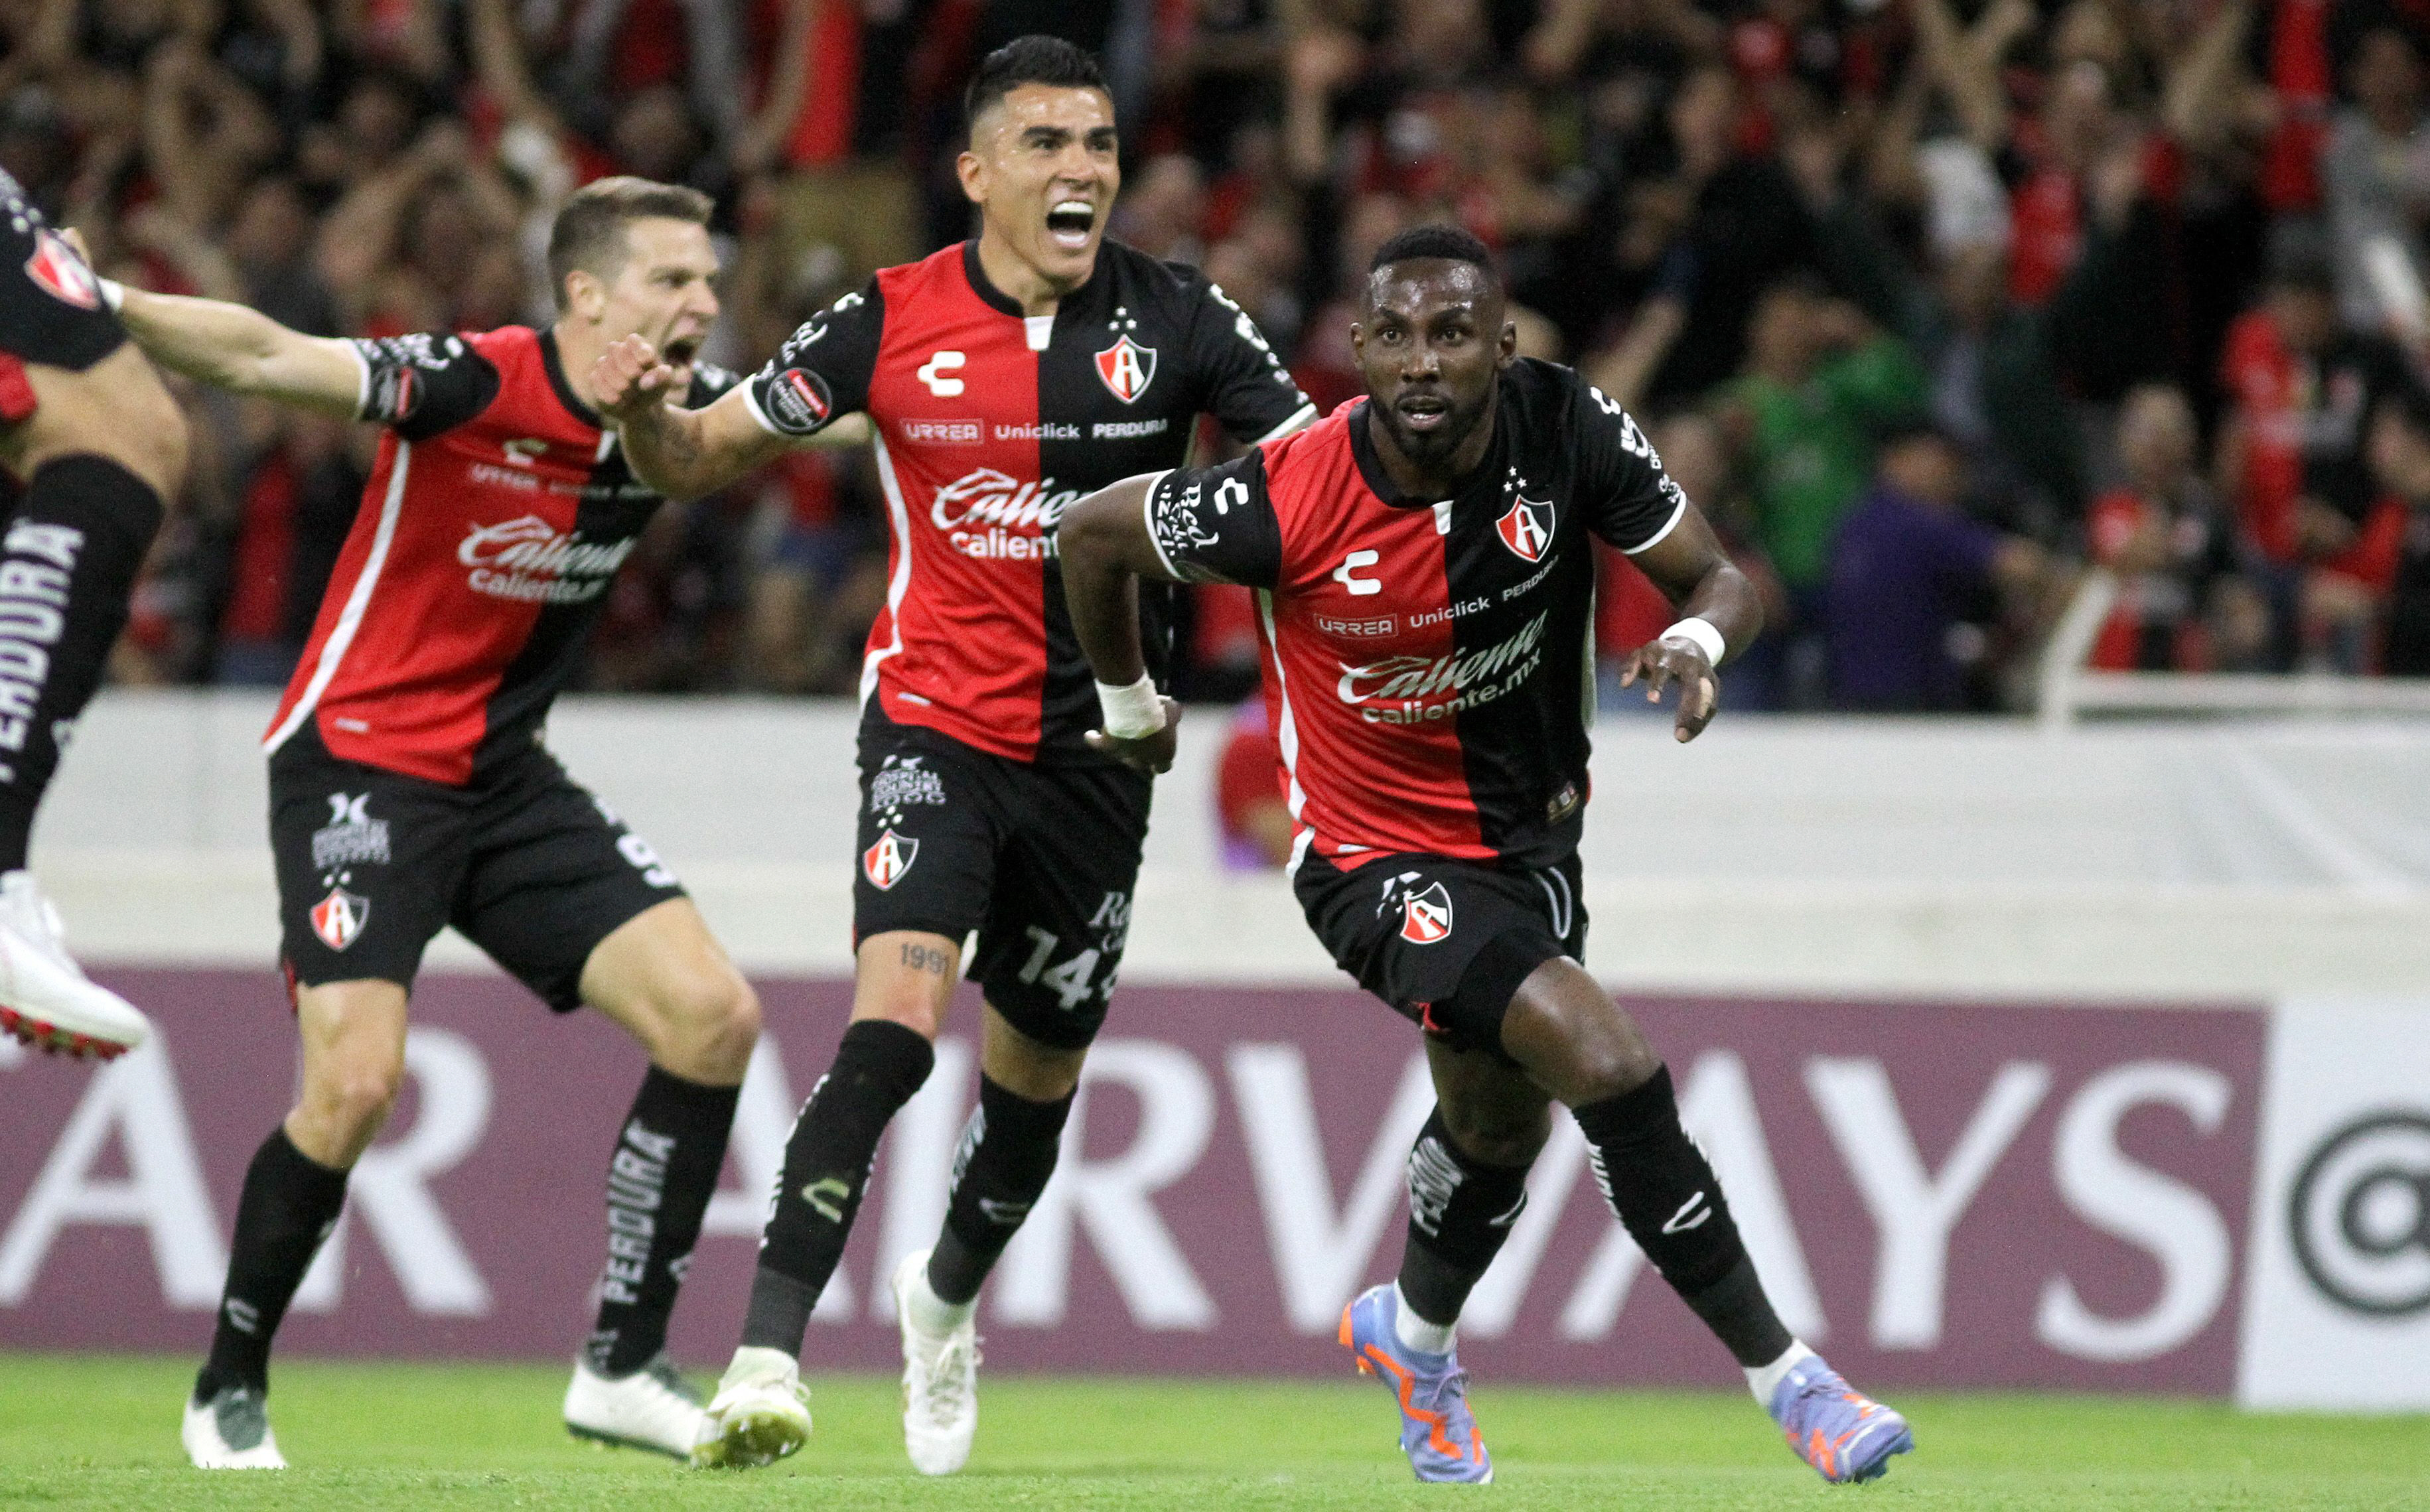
[742,239,1313,763]
[1141,360,1687,869]
[265,326,737,784]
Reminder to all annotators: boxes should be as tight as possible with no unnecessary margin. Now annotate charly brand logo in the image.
[917,350,966,399]
[457,515,636,604]
[309,888,370,951]
[311,793,390,870]
[23,228,99,309]
[1496,497,1554,563]
[863,829,918,890]
[2289,1111,2430,1317]
[1094,334,1157,403]
[1334,610,1551,724]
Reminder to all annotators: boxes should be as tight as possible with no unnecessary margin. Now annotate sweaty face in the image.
[1353,261,1512,470]
[963,84,1120,293]
[589,218,721,385]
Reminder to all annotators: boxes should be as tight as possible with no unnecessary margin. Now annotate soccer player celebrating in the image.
[1057,226,1915,1487]
[0,170,185,1061]
[113,178,762,1468]
[591,36,1313,1475]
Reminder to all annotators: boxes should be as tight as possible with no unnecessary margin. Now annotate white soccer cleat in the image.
[182,1385,286,1470]
[690,1345,812,1470]
[563,1353,707,1460]
[0,870,148,1060]
[892,1248,979,1476]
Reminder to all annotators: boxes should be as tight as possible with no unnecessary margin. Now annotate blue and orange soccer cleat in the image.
[1767,1354,1914,1483]
[1338,1284,1492,1483]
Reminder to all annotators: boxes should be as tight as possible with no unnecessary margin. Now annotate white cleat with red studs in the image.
[0,870,148,1061]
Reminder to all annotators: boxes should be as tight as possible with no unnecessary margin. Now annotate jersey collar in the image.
[539,328,601,430]
[1346,387,1510,513]
[959,238,1107,322]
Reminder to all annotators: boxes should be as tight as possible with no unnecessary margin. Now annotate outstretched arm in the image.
[113,285,365,416]
[1617,501,1760,743]
[594,334,790,502]
[1057,474,1185,773]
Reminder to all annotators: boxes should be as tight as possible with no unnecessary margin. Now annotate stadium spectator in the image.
[2368,384,2430,673]
[1825,419,2050,711]
[1214,698,1292,871]
[1717,275,1926,708]
[2088,384,2271,671]
[18,0,2430,706]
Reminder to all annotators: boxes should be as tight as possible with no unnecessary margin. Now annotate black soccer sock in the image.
[926,1075,1075,1306]
[585,1065,742,1375]
[1572,1065,1793,1367]
[0,455,163,871]
[1396,1107,1536,1328]
[739,1018,934,1356]
[194,1127,348,1401]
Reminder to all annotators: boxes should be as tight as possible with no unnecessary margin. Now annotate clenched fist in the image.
[591,335,683,426]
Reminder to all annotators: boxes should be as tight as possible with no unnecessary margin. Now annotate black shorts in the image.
[269,725,686,1011]
[853,708,1151,1050]
[1294,849,1587,1058]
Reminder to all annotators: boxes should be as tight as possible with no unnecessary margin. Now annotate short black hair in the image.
[965,36,1108,132]
[1368,224,1500,289]
[546,176,713,313]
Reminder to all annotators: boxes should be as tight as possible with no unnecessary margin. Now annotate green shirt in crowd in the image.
[1727,336,1927,588]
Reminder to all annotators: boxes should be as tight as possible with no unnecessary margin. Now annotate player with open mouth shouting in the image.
[1057,224,1915,1487]
[113,176,762,1470]
[593,34,1313,1478]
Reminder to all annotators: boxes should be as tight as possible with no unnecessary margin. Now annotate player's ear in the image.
[1498,319,1518,367]
[564,267,605,323]
[956,149,987,206]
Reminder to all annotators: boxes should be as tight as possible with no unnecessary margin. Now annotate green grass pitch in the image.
[2,1354,2425,1510]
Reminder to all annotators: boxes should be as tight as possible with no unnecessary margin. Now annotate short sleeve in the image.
[684,360,744,407]
[1181,273,1317,445]
[350,333,502,441]
[1574,379,1689,555]
[743,280,885,438]
[1141,450,1283,588]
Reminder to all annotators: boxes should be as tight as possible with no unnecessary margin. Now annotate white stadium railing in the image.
[2037,569,2430,729]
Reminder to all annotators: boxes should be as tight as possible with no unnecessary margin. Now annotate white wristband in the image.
[1658,616,1725,665]
[1096,673,1166,739]
[98,278,125,313]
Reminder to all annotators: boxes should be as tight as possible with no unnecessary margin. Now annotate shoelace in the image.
[1411,1365,1475,1423]
[918,1335,980,1422]
[643,1357,705,1408]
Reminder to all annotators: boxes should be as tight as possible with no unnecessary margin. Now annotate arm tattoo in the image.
[898,941,952,975]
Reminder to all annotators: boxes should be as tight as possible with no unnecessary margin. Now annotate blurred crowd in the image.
[13,0,2430,716]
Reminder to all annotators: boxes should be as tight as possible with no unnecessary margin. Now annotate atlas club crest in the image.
[23,228,100,310]
[1399,882,1455,945]
[1094,334,1157,403]
[310,888,370,951]
[1496,497,1553,563]
[863,828,918,890]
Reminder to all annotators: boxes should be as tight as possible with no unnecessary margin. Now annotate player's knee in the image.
[309,1054,405,1154]
[1439,1099,1551,1168]
[651,969,760,1082]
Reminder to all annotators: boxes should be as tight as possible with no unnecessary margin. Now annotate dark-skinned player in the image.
[1056,225,1914,1487]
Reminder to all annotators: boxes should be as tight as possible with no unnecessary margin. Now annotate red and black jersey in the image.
[743,239,1313,763]
[1144,360,1687,869]
[264,326,737,784]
